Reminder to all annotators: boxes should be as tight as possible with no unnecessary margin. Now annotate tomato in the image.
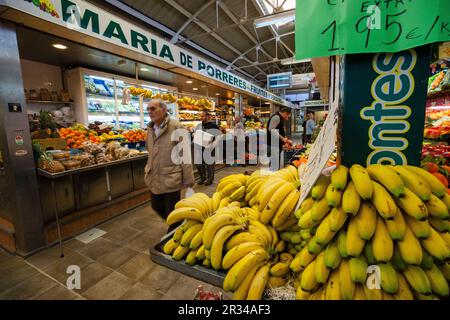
[422,162,439,173]
[432,172,448,188]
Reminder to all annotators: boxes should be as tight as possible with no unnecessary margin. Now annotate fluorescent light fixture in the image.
[140,67,149,72]
[216,93,220,96]
[201,85,207,88]
[254,10,295,28]
[193,88,198,91]
[280,58,312,65]
[52,43,68,50]
[186,80,193,84]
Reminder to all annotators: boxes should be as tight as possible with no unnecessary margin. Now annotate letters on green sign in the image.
[361,49,417,165]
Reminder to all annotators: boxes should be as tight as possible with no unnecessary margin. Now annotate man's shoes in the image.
[197,179,206,185]
[204,180,213,186]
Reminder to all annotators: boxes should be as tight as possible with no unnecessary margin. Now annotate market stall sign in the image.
[341,46,430,167]
[295,0,450,59]
[0,0,293,108]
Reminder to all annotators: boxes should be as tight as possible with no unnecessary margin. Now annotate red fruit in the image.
[447,188,450,195]
[422,162,439,173]
[432,172,448,188]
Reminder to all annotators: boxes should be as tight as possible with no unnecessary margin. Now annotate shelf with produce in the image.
[178,109,216,114]
[27,100,73,105]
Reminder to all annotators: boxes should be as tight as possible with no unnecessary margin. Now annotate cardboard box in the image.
[33,138,67,151]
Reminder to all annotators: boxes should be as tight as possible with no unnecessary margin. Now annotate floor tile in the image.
[82,272,136,300]
[139,265,181,294]
[96,246,139,270]
[119,283,162,300]
[0,272,59,300]
[161,274,217,300]
[129,217,166,234]
[34,283,81,300]
[74,261,114,294]
[117,254,157,281]
[101,226,142,246]
[25,245,76,269]
[0,257,40,294]
[79,238,120,261]
[42,251,93,285]
[124,231,161,254]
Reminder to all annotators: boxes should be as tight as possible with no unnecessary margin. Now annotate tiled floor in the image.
[0,165,255,300]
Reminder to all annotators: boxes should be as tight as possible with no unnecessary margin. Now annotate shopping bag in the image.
[185,187,195,198]
[193,129,215,148]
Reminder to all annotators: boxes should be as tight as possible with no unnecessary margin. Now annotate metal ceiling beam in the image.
[163,0,267,81]
[102,0,261,84]
[170,0,216,44]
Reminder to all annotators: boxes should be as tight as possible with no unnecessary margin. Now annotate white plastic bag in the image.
[185,187,195,198]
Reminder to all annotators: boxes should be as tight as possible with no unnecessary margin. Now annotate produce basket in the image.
[150,231,226,288]
[33,138,67,151]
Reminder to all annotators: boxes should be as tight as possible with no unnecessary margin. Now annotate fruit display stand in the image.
[151,230,226,288]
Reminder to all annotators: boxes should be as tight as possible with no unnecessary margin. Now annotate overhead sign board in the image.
[0,0,294,107]
[267,72,292,90]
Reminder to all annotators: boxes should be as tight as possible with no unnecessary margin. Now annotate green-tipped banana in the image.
[355,201,377,240]
[331,165,348,190]
[371,181,397,220]
[328,206,347,232]
[425,264,449,297]
[346,216,366,257]
[426,193,450,220]
[420,227,450,261]
[337,230,349,258]
[404,214,430,239]
[324,241,342,270]
[390,165,431,201]
[366,164,405,198]
[349,255,368,284]
[402,265,431,295]
[397,224,423,265]
[326,184,343,208]
[311,197,332,222]
[342,181,361,215]
[311,175,330,200]
[349,164,373,200]
[395,187,428,221]
[315,251,330,284]
[405,165,446,198]
[379,262,399,294]
[385,208,407,240]
[372,216,393,263]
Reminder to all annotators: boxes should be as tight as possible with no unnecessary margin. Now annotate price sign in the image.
[295,0,450,59]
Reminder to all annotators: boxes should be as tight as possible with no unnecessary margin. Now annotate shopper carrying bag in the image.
[144,99,194,231]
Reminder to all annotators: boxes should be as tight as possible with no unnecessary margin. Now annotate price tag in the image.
[295,0,450,59]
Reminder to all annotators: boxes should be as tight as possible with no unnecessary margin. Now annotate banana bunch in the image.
[292,163,450,300]
[216,174,249,204]
[130,87,152,98]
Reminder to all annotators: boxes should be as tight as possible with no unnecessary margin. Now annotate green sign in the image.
[341,46,430,167]
[295,0,450,59]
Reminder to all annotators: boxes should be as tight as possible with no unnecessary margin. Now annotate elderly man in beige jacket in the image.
[144,99,194,229]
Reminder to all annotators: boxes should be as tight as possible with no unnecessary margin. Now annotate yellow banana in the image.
[326,184,343,208]
[337,229,349,258]
[390,165,431,201]
[355,201,377,240]
[392,245,407,271]
[233,262,263,300]
[296,285,312,300]
[315,251,330,284]
[229,186,246,202]
[346,216,366,257]
[372,216,393,262]
[268,226,279,250]
[225,232,264,251]
[339,259,355,300]
[300,197,316,215]
[221,181,244,197]
[379,262,399,294]
[300,260,318,292]
[315,215,336,246]
[222,242,263,270]
[420,250,434,270]
[353,284,367,300]
[203,213,245,250]
[438,261,450,281]
[172,245,190,261]
[202,258,211,268]
[193,193,213,215]
[212,192,222,212]
[268,276,287,288]
[245,179,266,202]
[385,208,407,240]
[394,187,428,221]
[166,207,204,225]
[349,164,373,200]
[331,165,348,190]
[349,255,368,284]
[163,238,179,255]
[256,178,286,212]
[342,181,361,216]
[298,209,320,229]
[404,214,431,239]
[441,192,450,211]
[425,264,449,297]
[307,236,323,255]
[426,193,449,220]
[223,248,268,292]
[218,197,230,209]
[393,273,414,300]
[275,240,286,253]
[405,165,446,198]
[366,164,405,198]
[189,229,204,250]
[326,270,342,300]
[175,198,207,214]
[185,248,199,265]
[260,182,294,224]
[249,220,272,249]
[311,175,330,200]
[196,245,206,260]
[270,253,293,277]
[291,247,316,272]
[311,197,332,222]
[247,264,271,300]
[324,241,342,270]
[328,206,347,232]
[272,189,300,228]
[173,227,184,243]
[180,223,203,247]
[397,224,423,265]
[403,265,432,295]
[420,227,450,261]
[210,225,242,270]
[428,217,450,233]
[371,181,397,220]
